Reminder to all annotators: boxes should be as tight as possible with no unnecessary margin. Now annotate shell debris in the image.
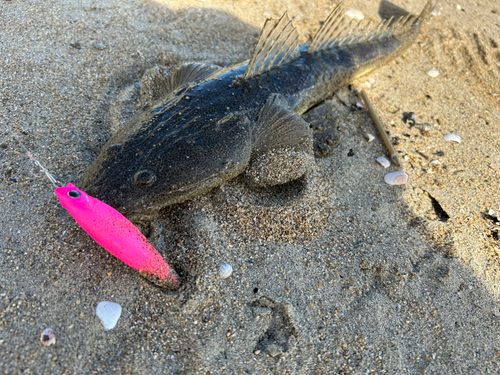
[365,133,376,142]
[96,301,122,330]
[384,171,408,185]
[218,264,233,279]
[444,133,461,143]
[40,328,56,347]
[345,9,364,20]
[376,157,390,168]
[426,69,439,78]
[414,123,433,133]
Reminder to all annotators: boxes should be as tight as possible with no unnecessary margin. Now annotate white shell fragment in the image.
[218,264,233,279]
[40,328,56,346]
[96,301,122,330]
[384,171,409,185]
[444,133,461,143]
[426,69,439,78]
[345,9,364,20]
[430,160,441,166]
[365,133,376,142]
[377,157,391,168]
[93,43,107,50]
[414,123,433,132]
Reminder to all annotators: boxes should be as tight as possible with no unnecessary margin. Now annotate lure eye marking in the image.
[68,190,81,198]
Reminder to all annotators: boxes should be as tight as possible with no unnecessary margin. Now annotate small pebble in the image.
[218,264,233,279]
[430,160,441,166]
[376,157,390,168]
[356,101,364,108]
[443,133,461,143]
[426,69,439,78]
[40,328,56,347]
[384,171,409,185]
[93,43,107,50]
[402,112,416,126]
[345,9,364,20]
[432,10,441,16]
[96,301,122,330]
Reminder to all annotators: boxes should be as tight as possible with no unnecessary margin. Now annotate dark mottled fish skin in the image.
[80,1,436,220]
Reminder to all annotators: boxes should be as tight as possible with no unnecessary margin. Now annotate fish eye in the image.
[67,190,81,198]
[134,169,157,188]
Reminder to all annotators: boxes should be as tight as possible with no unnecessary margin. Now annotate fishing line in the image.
[8,127,63,188]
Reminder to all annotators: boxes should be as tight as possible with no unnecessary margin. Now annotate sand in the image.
[1,0,500,373]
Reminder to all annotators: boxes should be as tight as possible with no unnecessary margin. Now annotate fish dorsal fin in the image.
[243,12,300,80]
[139,63,220,107]
[168,63,221,92]
[252,95,312,156]
[308,1,417,53]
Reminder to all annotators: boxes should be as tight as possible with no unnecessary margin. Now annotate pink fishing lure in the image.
[55,183,179,289]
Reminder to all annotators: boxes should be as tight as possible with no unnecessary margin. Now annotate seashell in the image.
[40,328,56,346]
[365,133,375,142]
[384,171,408,185]
[432,10,441,16]
[443,133,461,143]
[430,160,441,166]
[414,123,433,132]
[218,264,233,279]
[426,69,439,78]
[356,101,364,108]
[93,43,107,50]
[345,9,364,20]
[96,301,122,330]
[376,157,390,168]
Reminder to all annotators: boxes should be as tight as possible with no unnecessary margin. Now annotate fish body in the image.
[55,183,179,288]
[80,1,436,220]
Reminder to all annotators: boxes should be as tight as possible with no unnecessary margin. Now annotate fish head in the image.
[80,108,253,218]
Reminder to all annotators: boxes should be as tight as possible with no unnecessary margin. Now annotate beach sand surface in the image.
[1,0,500,373]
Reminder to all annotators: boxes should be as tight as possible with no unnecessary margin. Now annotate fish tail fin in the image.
[408,0,438,35]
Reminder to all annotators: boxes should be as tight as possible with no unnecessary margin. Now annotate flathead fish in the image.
[80,1,437,222]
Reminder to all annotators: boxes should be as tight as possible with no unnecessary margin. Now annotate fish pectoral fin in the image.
[243,12,300,80]
[139,63,220,107]
[246,96,313,187]
[252,95,313,156]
